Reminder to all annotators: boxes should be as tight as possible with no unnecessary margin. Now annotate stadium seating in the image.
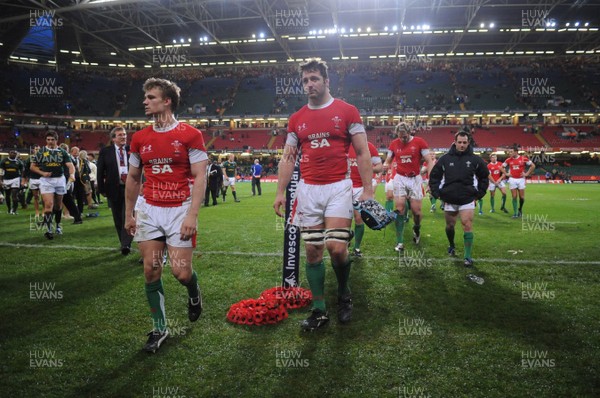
[224,77,274,116]
[207,129,272,151]
[539,126,600,148]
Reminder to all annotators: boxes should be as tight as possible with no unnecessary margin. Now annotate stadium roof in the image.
[1,0,599,67]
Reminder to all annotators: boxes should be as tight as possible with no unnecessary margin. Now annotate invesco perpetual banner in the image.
[282,162,301,287]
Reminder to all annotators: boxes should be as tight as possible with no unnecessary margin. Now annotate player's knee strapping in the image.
[324,228,354,244]
[301,229,325,245]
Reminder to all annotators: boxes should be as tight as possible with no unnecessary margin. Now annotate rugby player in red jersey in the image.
[273,58,373,331]
[503,146,535,218]
[487,153,509,213]
[383,123,432,252]
[124,78,208,353]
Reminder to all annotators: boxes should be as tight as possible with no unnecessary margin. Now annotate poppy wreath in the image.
[227,287,312,326]
[227,298,288,326]
[259,287,312,309]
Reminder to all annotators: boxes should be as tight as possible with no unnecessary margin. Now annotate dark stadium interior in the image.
[0,0,599,180]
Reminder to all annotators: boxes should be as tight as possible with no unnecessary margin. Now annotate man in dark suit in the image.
[97,127,133,255]
[204,157,223,206]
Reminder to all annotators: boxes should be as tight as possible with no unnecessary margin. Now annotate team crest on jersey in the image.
[141,145,153,154]
[297,123,307,134]
[331,116,342,130]
[171,140,183,154]
[466,161,472,168]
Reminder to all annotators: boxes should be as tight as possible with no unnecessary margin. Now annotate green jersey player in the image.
[1,149,24,214]
[30,130,75,239]
[221,154,240,202]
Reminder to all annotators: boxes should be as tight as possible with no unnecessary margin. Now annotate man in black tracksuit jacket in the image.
[429,130,489,267]
[204,158,223,206]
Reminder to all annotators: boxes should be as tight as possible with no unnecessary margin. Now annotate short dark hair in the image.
[143,78,181,111]
[454,130,471,142]
[46,130,58,140]
[299,58,328,80]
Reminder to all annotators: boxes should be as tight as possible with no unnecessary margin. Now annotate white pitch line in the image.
[1,242,599,265]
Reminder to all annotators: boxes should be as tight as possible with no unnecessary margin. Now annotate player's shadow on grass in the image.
[0,251,140,340]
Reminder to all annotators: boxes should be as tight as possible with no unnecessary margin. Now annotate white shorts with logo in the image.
[291,179,353,228]
[134,196,195,248]
[489,180,506,192]
[444,201,476,212]
[393,174,424,200]
[508,177,526,190]
[2,177,20,189]
[29,179,41,190]
[225,177,235,187]
[39,176,66,195]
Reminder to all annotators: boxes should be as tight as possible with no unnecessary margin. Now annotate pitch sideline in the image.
[0,241,598,265]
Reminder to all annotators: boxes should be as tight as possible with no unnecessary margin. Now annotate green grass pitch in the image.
[0,182,598,397]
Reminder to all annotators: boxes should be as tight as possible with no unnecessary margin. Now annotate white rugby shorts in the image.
[393,174,424,200]
[39,176,66,195]
[444,201,476,212]
[290,179,353,228]
[508,177,526,190]
[134,196,196,248]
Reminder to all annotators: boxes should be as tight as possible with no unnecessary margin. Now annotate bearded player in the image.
[383,123,432,252]
[273,58,374,331]
[124,78,208,353]
[503,146,535,218]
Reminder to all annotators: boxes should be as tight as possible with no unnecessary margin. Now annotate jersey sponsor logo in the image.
[151,164,173,174]
[148,158,173,164]
[141,145,153,154]
[400,155,412,164]
[309,138,331,149]
[308,132,331,149]
[307,132,330,140]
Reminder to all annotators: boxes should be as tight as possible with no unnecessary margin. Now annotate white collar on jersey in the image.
[153,118,179,133]
[307,96,334,110]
